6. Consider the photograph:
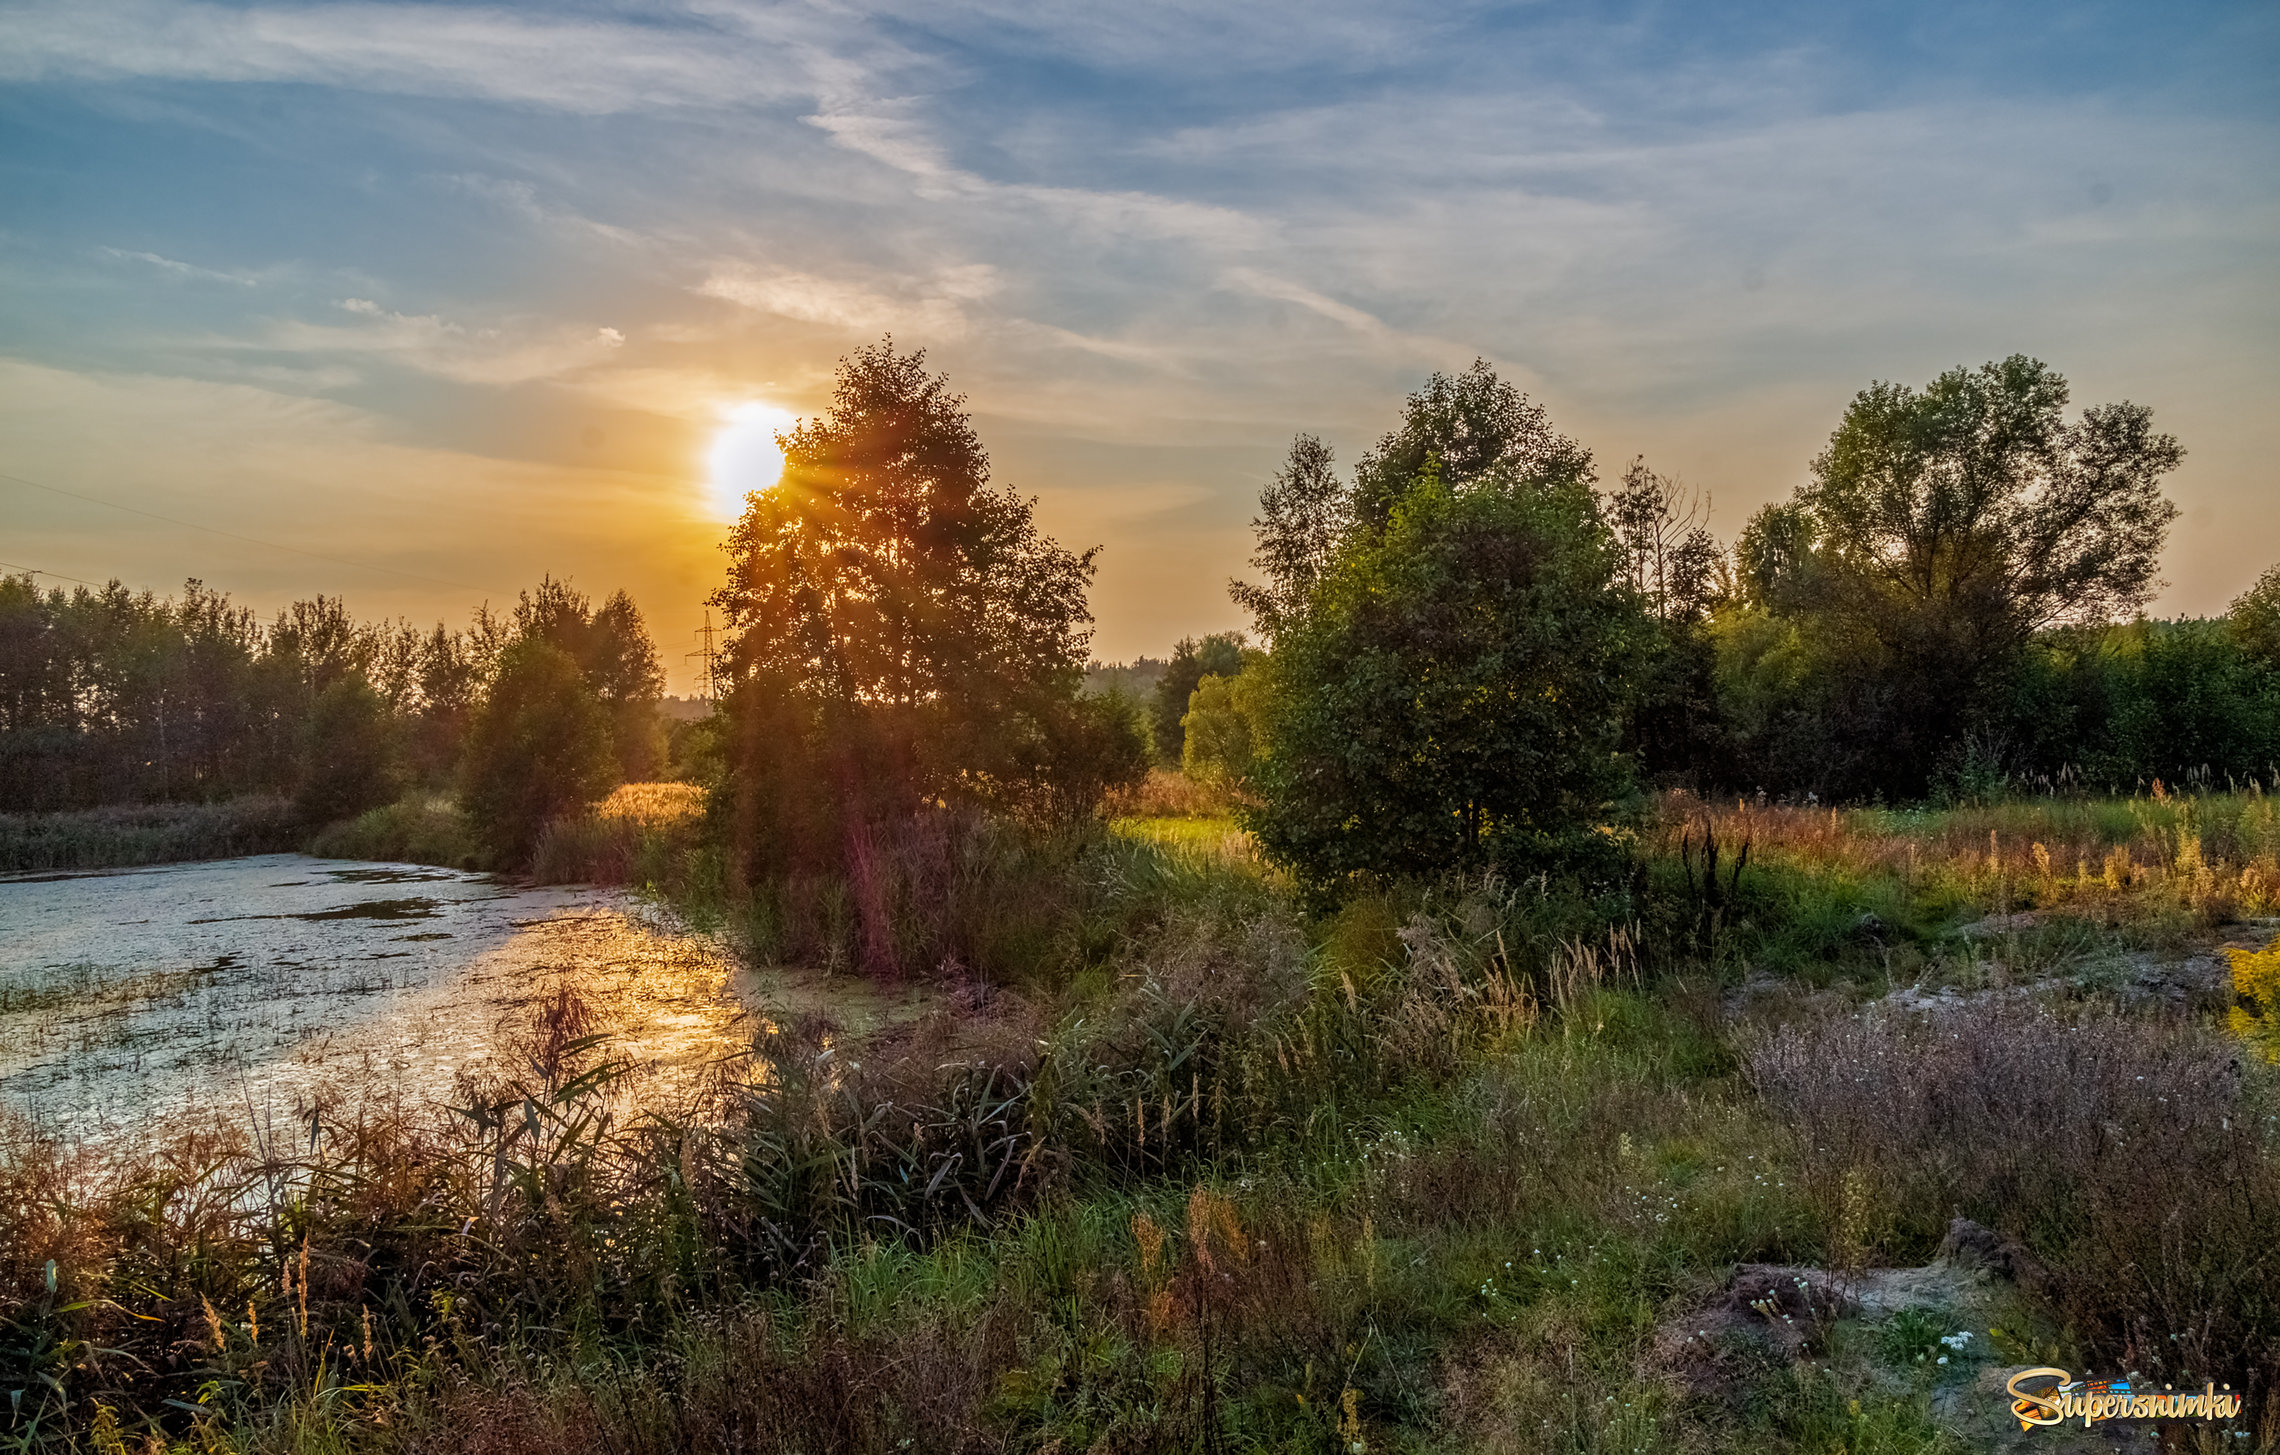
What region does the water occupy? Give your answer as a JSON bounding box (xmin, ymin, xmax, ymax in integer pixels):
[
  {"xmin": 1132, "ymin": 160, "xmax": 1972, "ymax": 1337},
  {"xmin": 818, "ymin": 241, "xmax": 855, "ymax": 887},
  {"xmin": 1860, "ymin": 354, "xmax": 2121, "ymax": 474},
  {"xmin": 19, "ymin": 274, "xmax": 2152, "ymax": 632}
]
[{"xmin": 0, "ymin": 854, "xmax": 781, "ymax": 1145}]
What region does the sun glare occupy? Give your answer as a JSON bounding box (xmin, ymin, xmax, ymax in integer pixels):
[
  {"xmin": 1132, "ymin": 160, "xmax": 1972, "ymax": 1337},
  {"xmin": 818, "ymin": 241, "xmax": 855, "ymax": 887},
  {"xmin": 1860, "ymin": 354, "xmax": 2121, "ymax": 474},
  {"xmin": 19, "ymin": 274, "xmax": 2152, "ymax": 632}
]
[{"xmin": 705, "ymin": 401, "xmax": 798, "ymax": 519}]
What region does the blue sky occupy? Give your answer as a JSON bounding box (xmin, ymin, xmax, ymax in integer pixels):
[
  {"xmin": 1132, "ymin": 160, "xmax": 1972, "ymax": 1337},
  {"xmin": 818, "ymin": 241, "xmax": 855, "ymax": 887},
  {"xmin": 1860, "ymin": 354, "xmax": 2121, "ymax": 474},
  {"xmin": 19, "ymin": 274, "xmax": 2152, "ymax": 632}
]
[{"xmin": 2, "ymin": 0, "xmax": 2275, "ymax": 683}]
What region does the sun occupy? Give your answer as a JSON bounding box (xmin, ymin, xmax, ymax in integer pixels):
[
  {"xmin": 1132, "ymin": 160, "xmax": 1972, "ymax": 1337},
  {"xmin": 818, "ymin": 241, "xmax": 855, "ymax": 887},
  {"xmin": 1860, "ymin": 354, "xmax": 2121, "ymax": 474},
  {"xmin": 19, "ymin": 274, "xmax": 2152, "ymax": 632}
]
[{"xmin": 705, "ymin": 401, "xmax": 799, "ymax": 519}]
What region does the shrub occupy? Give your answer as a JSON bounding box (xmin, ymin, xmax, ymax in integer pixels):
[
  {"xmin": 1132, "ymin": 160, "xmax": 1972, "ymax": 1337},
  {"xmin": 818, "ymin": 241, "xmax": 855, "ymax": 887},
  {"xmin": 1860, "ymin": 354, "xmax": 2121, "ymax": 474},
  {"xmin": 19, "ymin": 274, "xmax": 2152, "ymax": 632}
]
[
  {"xmin": 1246, "ymin": 459, "xmax": 1645, "ymax": 896},
  {"xmin": 307, "ymin": 792, "xmax": 480, "ymax": 868}
]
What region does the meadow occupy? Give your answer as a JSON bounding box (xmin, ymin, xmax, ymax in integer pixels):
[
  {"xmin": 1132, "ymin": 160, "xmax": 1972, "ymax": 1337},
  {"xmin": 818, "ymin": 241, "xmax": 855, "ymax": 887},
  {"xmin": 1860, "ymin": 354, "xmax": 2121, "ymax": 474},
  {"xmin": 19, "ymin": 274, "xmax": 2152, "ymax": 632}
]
[{"xmin": 8, "ymin": 781, "xmax": 2279, "ymax": 1454}]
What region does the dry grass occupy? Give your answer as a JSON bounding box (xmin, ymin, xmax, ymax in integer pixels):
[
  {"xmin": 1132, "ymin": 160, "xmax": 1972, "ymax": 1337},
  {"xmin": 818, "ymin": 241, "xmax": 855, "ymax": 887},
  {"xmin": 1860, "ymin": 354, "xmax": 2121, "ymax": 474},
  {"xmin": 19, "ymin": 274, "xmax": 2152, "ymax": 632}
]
[
  {"xmin": 13, "ymin": 795, "xmax": 2280, "ymax": 1452},
  {"xmin": 1658, "ymin": 787, "xmax": 2280, "ymax": 932},
  {"xmin": 1102, "ymin": 767, "xmax": 1240, "ymax": 820},
  {"xmin": 596, "ymin": 781, "xmax": 706, "ymax": 826},
  {"xmin": 1746, "ymin": 999, "xmax": 2280, "ymax": 1395}
]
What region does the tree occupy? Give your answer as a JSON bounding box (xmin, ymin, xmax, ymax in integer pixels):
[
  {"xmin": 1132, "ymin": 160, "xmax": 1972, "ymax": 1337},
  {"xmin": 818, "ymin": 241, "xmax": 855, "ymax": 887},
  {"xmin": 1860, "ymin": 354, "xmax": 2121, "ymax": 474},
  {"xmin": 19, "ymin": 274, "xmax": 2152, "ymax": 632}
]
[
  {"xmin": 510, "ymin": 577, "xmax": 666, "ymax": 781},
  {"xmin": 458, "ymin": 639, "xmax": 616, "ymax": 864},
  {"xmin": 1150, "ymin": 633, "xmax": 1245, "ymax": 767},
  {"xmin": 710, "ymin": 339, "xmax": 1124, "ymax": 891},
  {"xmin": 1605, "ymin": 459, "xmax": 1726, "ymax": 785},
  {"xmin": 1245, "ymin": 455, "xmax": 1643, "ymax": 895},
  {"xmin": 1729, "ymin": 355, "xmax": 2184, "ymax": 796},
  {"xmin": 1180, "ymin": 663, "xmax": 1265, "ymax": 787},
  {"xmin": 1349, "ymin": 359, "xmax": 1594, "ymax": 532},
  {"xmin": 295, "ymin": 676, "xmax": 402, "ymax": 826},
  {"xmin": 1606, "ymin": 458, "xmax": 1721, "ymax": 623},
  {"xmin": 2233, "ymin": 563, "xmax": 2280, "ymax": 668},
  {"xmin": 1230, "ymin": 434, "xmax": 1346, "ymax": 642}
]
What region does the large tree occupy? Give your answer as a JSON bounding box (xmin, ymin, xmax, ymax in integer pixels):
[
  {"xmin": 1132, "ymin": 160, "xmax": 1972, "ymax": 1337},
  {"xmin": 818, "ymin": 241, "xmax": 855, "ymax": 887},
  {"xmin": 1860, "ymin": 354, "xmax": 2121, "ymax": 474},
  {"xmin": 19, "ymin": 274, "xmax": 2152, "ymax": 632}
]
[
  {"xmin": 1243, "ymin": 376, "xmax": 1645, "ymax": 895},
  {"xmin": 710, "ymin": 340, "xmax": 1134, "ymax": 898},
  {"xmin": 456, "ymin": 639, "xmax": 616, "ymax": 864},
  {"xmin": 1728, "ymin": 355, "xmax": 2183, "ymax": 794}
]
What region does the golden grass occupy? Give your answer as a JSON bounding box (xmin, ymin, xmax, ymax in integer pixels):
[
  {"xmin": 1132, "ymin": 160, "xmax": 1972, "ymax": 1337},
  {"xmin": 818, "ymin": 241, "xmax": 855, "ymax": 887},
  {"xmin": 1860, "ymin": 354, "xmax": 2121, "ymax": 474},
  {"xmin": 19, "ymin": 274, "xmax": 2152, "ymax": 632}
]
[
  {"xmin": 596, "ymin": 781, "xmax": 706, "ymax": 826},
  {"xmin": 1657, "ymin": 787, "xmax": 2280, "ymax": 922},
  {"xmin": 1102, "ymin": 768, "xmax": 1242, "ymax": 819}
]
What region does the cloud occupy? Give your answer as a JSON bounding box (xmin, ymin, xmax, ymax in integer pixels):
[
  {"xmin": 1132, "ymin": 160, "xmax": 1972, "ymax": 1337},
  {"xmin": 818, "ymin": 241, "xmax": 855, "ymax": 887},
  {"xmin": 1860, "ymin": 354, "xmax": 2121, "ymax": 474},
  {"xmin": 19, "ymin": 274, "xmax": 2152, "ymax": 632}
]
[
  {"xmin": 0, "ymin": 0, "xmax": 866, "ymax": 113},
  {"xmin": 99, "ymin": 247, "xmax": 263, "ymax": 286},
  {"xmin": 697, "ymin": 261, "xmax": 1000, "ymax": 337},
  {"xmin": 5, "ymin": 0, "xmax": 2275, "ymax": 645},
  {"xmin": 233, "ymin": 299, "xmax": 629, "ymax": 385}
]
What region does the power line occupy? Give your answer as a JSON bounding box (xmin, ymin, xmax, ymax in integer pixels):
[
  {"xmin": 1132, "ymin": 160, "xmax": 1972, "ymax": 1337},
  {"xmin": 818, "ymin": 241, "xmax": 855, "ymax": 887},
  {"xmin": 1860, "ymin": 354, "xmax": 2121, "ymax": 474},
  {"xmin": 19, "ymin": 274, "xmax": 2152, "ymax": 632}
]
[
  {"xmin": 0, "ymin": 468, "xmax": 498, "ymax": 596},
  {"xmin": 0, "ymin": 559, "xmax": 108, "ymax": 589}
]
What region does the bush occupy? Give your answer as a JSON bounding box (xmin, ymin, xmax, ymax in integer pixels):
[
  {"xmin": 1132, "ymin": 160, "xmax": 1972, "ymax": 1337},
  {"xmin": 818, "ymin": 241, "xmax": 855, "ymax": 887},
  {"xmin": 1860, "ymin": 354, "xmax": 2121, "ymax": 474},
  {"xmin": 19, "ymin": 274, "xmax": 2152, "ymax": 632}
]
[
  {"xmin": 1180, "ymin": 667, "xmax": 1264, "ymax": 786},
  {"xmin": 307, "ymin": 793, "xmax": 480, "ymax": 868},
  {"xmin": 294, "ymin": 675, "xmax": 403, "ymax": 826}
]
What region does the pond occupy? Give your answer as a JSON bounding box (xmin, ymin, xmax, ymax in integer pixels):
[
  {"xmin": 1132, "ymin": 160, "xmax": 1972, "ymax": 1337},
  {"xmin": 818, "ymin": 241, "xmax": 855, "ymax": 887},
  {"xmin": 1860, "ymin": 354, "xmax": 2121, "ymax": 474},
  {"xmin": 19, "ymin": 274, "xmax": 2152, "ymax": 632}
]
[{"xmin": 0, "ymin": 855, "xmax": 856, "ymax": 1147}]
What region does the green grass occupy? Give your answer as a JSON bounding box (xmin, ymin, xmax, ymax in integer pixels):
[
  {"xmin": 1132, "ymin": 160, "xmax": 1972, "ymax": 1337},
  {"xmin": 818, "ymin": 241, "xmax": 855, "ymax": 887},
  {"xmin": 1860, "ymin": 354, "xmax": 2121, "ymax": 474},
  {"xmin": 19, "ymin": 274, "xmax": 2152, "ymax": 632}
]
[{"xmin": 8, "ymin": 790, "xmax": 2279, "ymax": 1453}]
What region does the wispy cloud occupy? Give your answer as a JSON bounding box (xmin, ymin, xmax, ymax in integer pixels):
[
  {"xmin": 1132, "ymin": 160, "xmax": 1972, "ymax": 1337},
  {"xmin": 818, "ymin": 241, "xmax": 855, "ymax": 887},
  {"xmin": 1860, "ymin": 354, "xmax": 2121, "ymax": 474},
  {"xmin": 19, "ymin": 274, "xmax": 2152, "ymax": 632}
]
[
  {"xmin": 231, "ymin": 298, "xmax": 629, "ymax": 386},
  {"xmin": 0, "ymin": 0, "xmax": 870, "ymax": 112},
  {"xmin": 99, "ymin": 247, "xmax": 264, "ymax": 286},
  {"xmin": 698, "ymin": 262, "xmax": 999, "ymax": 337}
]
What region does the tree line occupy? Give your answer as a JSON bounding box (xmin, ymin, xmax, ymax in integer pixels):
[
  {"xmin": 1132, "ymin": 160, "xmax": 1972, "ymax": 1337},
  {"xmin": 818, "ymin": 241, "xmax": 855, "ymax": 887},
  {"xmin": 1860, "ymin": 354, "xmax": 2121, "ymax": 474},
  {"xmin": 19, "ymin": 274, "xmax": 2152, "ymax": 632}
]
[
  {"xmin": 0, "ymin": 573, "xmax": 669, "ymax": 857},
  {"xmin": 697, "ymin": 341, "xmax": 2278, "ymax": 913},
  {"xmin": 11, "ymin": 341, "xmax": 2269, "ymax": 909}
]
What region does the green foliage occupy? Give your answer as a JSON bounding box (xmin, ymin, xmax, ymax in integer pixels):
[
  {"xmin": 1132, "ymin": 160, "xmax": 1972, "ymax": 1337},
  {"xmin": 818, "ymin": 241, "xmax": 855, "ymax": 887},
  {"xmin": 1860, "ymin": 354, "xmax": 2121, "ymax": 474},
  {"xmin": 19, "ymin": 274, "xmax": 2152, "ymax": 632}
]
[
  {"xmin": 1987, "ymin": 618, "xmax": 2280, "ymax": 792},
  {"xmin": 1246, "ymin": 461, "xmax": 1645, "ymax": 894},
  {"xmin": 15, "ymin": 800, "xmax": 2280, "ymax": 1452},
  {"xmin": 2233, "ymin": 561, "xmax": 2280, "ymax": 668},
  {"xmin": 293, "ymin": 675, "xmax": 403, "ymax": 825},
  {"xmin": 514, "ymin": 576, "xmax": 669, "ymax": 781},
  {"xmin": 0, "ymin": 570, "xmax": 666, "ymax": 835},
  {"xmin": 307, "ymin": 792, "xmax": 479, "ymax": 868},
  {"xmin": 0, "ymin": 796, "xmax": 299, "ymax": 872},
  {"xmin": 1720, "ymin": 356, "xmax": 2184, "ymax": 797},
  {"xmin": 1348, "ymin": 356, "xmax": 1595, "ymax": 534},
  {"xmin": 1179, "ymin": 662, "xmax": 1264, "ymax": 786},
  {"xmin": 708, "ymin": 341, "xmax": 1140, "ymax": 969},
  {"xmin": 1230, "ymin": 432, "xmax": 1346, "ymax": 642},
  {"xmin": 457, "ymin": 638, "xmax": 617, "ymax": 864},
  {"xmin": 1151, "ymin": 631, "xmax": 1246, "ymax": 766}
]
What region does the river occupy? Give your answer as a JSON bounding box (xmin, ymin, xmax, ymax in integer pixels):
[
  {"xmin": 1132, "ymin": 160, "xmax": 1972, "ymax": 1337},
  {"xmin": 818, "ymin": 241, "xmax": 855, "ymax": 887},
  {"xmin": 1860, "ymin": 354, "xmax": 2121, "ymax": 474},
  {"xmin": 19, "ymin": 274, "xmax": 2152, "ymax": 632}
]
[{"xmin": 0, "ymin": 854, "xmax": 810, "ymax": 1146}]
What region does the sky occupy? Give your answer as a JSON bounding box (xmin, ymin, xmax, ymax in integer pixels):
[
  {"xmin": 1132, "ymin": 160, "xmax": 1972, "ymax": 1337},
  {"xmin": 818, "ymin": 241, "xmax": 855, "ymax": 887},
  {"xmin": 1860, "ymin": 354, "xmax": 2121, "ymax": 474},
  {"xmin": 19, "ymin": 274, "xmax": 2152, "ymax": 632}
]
[{"xmin": 2, "ymin": 0, "xmax": 2275, "ymax": 691}]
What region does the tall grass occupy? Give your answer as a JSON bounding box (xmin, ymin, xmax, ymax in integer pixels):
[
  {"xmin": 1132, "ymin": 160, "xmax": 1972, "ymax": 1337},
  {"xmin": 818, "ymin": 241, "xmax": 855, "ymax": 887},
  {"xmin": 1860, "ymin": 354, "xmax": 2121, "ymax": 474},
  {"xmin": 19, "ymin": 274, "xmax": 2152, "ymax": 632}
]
[
  {"xmin": 1747, "ymin": 1000, "xmax": 2280, "ymax": 1395},
  {"xmin": 8, "ymin": 795, "xmax": 2278, "ymax": 1451},
  {"xmin": 0, "ymin": 795, "xmax": 301, "ymax": 872}
]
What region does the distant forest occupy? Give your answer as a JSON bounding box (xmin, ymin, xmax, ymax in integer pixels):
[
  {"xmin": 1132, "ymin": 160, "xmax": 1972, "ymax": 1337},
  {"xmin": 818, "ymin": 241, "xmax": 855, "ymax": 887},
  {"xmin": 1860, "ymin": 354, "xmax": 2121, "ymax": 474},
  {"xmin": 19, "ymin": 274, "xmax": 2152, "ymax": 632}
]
[{"xmin": 0, "ymin": 575, "xmax": 671, "ymax": 833}]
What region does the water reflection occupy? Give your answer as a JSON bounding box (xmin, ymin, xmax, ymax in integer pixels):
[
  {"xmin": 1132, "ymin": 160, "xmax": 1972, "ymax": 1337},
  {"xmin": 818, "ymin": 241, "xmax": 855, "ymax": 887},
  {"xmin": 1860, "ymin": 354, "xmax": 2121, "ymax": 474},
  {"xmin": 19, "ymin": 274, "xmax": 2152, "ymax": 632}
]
[{"xmin": 0, "ymin": 854, "xmax": 770, "ymax": 1145}]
